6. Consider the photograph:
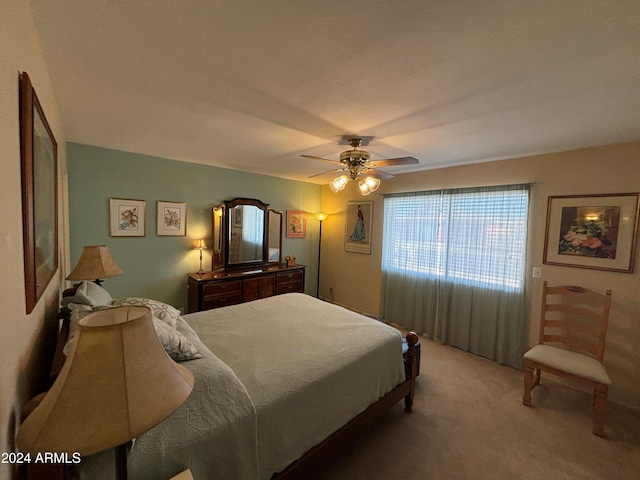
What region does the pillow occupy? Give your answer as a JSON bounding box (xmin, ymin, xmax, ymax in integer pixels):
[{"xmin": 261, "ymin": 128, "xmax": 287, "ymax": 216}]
[
  {"xmin": 111, "ymin": 297, "xmax": 180, "ymax": 328},
  {"xmin": 60, "ymin": 281, "xmax": 113, "ymax": 307},
  {"xmin": 63, "ymin": 304, "xmax": 200, "ymax": 362},
  {"xmin": 152, "ymin": 318, "xmax": 202, "ymax": 361}
]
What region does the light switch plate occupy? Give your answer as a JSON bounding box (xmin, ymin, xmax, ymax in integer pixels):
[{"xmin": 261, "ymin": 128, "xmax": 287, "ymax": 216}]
[{"xmin": 532, "ymin": 267, "xmax": 542, "ymax": 278}]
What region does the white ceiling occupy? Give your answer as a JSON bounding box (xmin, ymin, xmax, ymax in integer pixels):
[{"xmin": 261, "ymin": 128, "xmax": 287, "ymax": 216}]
[{"xmin": 30, "ymin": 0, "xmax": 640, "ymax": 184}]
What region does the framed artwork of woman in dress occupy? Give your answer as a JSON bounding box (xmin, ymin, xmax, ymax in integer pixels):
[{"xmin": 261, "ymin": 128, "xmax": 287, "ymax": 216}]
[{"xmin": 345, "ymin": 201, "xmax": 373, "ymax": 254}]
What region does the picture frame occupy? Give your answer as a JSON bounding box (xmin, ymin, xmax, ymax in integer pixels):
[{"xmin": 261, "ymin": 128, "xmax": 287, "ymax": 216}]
[
  {"xmin": 345, "ymin": 201, "xmax": 373, "ymax": 254},
  {"xmin": 20, "ymin": 72, "xmax": 58, "ymax": 314},
  {"xmin": 543, "ymin": 193, "xmax": 640, "ymax": 273},
  {"xmin": 110, "ymin": 198, "xmax": 146, "ymax": 237},
  {"xmin": 286, "ymin": 210, "xmax": 306, "ymax": 238},
  {"xmin": 157, "ymin": 201, "xmax": 187, "ymax": 236}
]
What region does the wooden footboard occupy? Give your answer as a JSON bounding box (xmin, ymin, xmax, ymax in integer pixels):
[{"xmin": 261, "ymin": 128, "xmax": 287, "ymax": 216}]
[{"xmin": 273, "ymin": 331, "xmax": 419, "ymax": 479}]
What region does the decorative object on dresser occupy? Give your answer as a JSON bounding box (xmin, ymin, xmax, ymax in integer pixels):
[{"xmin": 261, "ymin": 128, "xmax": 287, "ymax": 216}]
[
  {"xmin": 17, "ymin": 306, "xmax": 194, "ymax": 480},
  {"xmin": 19, "ymin": 71, "xmax": 58, "ymax": 314},
  {"xmin": 157, "ymin": 200, "xmax": 187, "ymax": 236},
  {"xmin": 66, "ymin": 245, "xmax": 123, "ymax": 285},
  {"xmin": 187, "ymin": 264, "xmax": 305, "ymax": 312},
  {"xmin": 194, "ymin": 239, "xmax": 207, "ymax": 275}
]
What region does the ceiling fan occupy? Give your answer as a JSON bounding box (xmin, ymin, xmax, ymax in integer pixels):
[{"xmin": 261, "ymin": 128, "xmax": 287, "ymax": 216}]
[{"xmin": 301, "ymin": 138, "xmax": 419, "ymax": 195}]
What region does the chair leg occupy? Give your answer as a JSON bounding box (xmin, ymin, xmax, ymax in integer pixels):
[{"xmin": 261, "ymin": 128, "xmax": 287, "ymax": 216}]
[
  {"xmin": 593, "ymin": 384, "xmax": 608, "ymax": 437},
  {"xmin": 523, "ymin": 361, "xmax": 534, "ymax": 406}
]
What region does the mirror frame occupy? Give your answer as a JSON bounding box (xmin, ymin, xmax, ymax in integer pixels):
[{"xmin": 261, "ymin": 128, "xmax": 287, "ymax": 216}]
[
  {"xmin": 267, "ymin": 209, "xmax": 283, "ymax": 264},
  {"xmin": 211, "ymin": 205, "xmax": 225, "ymax": 270},
  {"xmin": 215, "ymin": 198, "xmax": 270, "ymax": 270}
]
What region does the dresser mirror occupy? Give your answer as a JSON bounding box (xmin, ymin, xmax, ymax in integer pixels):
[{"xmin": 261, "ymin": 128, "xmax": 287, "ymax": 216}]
[
  {"xmin": 212, "ymin": 198, "xmax": 280, "ymax": 270},
  {"xmin": 267, "ymin": 209, "xmax": 283, "ymax": 264}
]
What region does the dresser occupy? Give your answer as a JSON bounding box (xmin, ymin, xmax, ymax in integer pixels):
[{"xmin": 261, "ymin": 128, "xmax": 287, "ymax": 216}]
[{"xmin": 187, "ymin": 264, "xmax": 305, "ymax": 313}]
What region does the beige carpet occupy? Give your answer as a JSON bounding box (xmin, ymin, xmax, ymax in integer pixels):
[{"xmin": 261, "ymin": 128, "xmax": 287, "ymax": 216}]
[{"xmin": 307, "ymin": 336, "xmax": 640, "ymax": 480}]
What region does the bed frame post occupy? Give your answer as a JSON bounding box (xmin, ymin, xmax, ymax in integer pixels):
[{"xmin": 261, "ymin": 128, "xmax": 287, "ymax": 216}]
[{"xmin": 403, "ymin": 331, "xmax": 419, "ymax": 413}]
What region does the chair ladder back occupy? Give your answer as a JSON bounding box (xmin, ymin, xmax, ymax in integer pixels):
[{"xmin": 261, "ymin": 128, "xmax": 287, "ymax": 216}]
[{"xmin": 539, "ymin": 282, "xmax": 612, "ymax": 361}]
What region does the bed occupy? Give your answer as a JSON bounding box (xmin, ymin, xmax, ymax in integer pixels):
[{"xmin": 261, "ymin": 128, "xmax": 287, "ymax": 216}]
[{"xmin": 47, "ymin": 289, "xmax": 419, "ymax": 479}]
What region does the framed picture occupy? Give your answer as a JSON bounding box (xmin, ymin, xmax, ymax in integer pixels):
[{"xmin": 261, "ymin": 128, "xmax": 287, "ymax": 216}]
[
  {"xmin": 110, "ymin": 198, "xmax": 146, "ymax": 237},
  {"xmin": 286, "ymin": 210, "xmax": 306, "ymax": 238},
  {"xmin": 157, "ymin": 201, "xmax": 187, "ymax": 236},
  {"xmin": 345, "ymin": 201, "xmax": 373, "ymax": 254},
  {"xmin": 20, "ymin": 72, "xmax": 58, "ymax": 313},
  {"xmin": 543, "ymin": 193, "xmax": 640, "ymax": 273}
]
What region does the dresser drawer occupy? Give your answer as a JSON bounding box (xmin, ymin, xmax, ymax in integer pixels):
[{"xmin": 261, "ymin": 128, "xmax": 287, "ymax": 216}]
[
  {"xmin": 202, "ymin": 280, "xmax": 242, "ymax": 297},
  {"xmin": 276, "ymin": 281, "xmax": 303, "ymax": 295},
  {"xmin": 203, "ymin": 294, "xmax": 242, "ymax": 310},
  {"xmin": 277, "ymin": 270, "xmax": 304, "ymax": 285}
]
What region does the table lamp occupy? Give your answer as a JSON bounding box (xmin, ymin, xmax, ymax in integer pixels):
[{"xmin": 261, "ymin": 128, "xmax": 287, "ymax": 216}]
[
  {"xmin": 194, "ymin": 239, "xmax": 207, "ymax": 275},
  {"xmin": 16, "ymin": 306, "xmax": 194, "ymax": 480},
  {"xmin": 66, "ymin": 245, "xmax": 124, "ymax": 285}
]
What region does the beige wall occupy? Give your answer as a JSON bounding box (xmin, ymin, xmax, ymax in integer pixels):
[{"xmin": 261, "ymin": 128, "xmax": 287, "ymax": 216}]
[
  {"xmin": 319, "ymin": 143, "xmax": 640, "ymax": 409},
  {"xmin": 0, "ymin": 1, "xmax": 67, "ymax": 478}
]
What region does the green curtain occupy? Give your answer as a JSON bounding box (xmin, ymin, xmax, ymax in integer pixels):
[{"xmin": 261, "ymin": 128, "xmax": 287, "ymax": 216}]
[{"xmin": 380, "ymin": 184, "xmax": 530, "ymax": 368}]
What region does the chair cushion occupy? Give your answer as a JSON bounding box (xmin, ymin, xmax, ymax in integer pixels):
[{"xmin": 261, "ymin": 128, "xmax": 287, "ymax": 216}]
[{"xmin": 524, "ymin": 344, "xmax": 611, "ymax": 385}]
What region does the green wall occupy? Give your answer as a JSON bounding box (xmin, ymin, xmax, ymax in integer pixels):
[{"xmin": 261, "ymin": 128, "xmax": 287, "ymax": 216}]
[{"xmin": 67, "ymin": 143, "xmax": 322, "ymax": 311}]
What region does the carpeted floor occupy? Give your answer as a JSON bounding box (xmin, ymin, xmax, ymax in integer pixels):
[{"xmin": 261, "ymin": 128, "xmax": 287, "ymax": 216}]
[{"xmin": 307, "ymin": 336, "xmax": 640, "ymax": 480}]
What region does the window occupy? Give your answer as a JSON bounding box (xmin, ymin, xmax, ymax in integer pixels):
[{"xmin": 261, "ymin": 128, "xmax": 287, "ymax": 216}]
[{"xmin": 382, "ymin": 184, "xmax": 529, "ymax": 291}]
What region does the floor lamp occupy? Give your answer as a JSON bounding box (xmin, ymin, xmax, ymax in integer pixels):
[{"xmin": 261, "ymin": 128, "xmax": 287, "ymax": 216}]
[{"xmin": 313, "ymin": 213, "xmax": 329, "ymax": 297}]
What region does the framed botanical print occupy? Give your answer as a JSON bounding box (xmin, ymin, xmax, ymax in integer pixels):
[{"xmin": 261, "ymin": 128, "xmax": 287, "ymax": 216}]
[
  {"xmin": 110, "ymin": 198, "xmax": 146, "ymax": 237},
  {"xmin": 20, "ymin": 72, "xmax": 58, "ymax": 313},
  {"xmin": 345, "ymin": 201, "xmax": 373, "ymax": 254},
  {"xmin": 543, "ymin": 193, "xmax": 640, "ymax": 273},
  {"xmin": 286, "ymin": 210, "xmax": 306, "ymax": 238},
  {"xmin": 157, "ymin": 201, "xmax": 187, "ymax": 236}
]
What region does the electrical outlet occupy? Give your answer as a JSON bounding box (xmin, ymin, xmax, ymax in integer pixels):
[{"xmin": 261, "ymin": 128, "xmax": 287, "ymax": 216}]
[{"xmin": 532, "ymin": 267, "xmax": 542, "ymax": 279}]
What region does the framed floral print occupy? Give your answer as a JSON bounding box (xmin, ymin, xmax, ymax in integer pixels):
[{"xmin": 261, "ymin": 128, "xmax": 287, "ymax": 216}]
[
  {"xmin": 110, "ymin": 198, "xmax": 146, "ymax": 237},
  {"xmin": 20, "ymin": 72, "xmax": 58, "ymax": 313},
  {"xmin": 543, "ymin": 193, "xmax": 639, "ymax": 273},
  {"xmin": 157, "ymin": 201, "xmax": 187, "ymax": 236},
  {"xmin": 345, "ymin": 201, "xmax": 373, "ymax": 254},
  {"xmin": 286, "ymin": 210, "xmax": 306, "ymax": 238}
]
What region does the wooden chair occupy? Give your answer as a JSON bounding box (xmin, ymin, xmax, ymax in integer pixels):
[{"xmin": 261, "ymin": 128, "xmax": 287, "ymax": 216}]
[{"xmin": 522, "ymin": 282, "xmax": 612, "ymax": 436}]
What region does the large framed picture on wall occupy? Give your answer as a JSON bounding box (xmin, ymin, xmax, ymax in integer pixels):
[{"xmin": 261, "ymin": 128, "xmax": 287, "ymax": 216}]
[
  {"xmin": 20, "ymin": 72, "xmax": 58, "ymax": 314},
  {"xmin": 543, "ymin": 193, "xmax": 640, "ymax": 273},
  {"xmin": 345, "ymin": 201, "xmax": 373, "ymax": 254}
]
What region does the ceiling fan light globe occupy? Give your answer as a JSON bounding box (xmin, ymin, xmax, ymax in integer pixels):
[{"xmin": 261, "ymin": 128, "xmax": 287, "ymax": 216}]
[
  {"xmin": 358, "ymin": 179, "xmax": 372, "ymax": 196},
  {"xmin": 330, "ymin": 175, "xmax": 349, "ymax": 193},
  {"xmin": 364, "ymin": 177, "xmax": 380, "ymax": 191}
]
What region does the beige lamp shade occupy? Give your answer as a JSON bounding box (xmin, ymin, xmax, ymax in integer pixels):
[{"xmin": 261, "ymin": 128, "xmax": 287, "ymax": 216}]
[
  {"xmin": 66, "ymin": 245, "xmax": 124, "ymax": 282},
  {"xmin": 194, "ymin": 239, "xmax": 207, "ymax": 250},
  {"xmin": 313, "ymin": 212, "xmax": 329, "ymax": 222},
  {"xmin": 16, "ymin": 306, "xmax": 194, "ymax": 456}
]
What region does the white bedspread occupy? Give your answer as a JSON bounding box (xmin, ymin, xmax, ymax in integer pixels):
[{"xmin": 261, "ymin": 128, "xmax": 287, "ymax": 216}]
[
  {"xmin": 185, "ymin": 293, "xmax": 406, "ymax": 479},
  {"xmin": 79, "ymin": 321, "xmax": 259, "ymax": 480}
]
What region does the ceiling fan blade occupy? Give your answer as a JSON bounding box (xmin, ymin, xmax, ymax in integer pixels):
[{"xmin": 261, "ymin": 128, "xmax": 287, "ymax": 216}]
[
  {"xmin": 370, "ymin": 156, "xmax": 419, "ymax": 167},
  {"xmin": 308, "ymin": 167, "xmax": 346, "ymax": 179},
  {"xmin": 301, "ymin": 154, "xmax": 341, "ymax": 164}
]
